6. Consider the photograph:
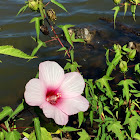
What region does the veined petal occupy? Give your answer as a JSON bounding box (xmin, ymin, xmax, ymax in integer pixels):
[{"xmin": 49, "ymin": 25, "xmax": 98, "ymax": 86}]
[
  {"xmin": 56, "ymin": 95, "xmax": 89, "ymax": 115},
  {"xmin": 24, "ymin": 78, "xmax": 46, "ymax": 106},
  {"xmin": 40, "ymin": 102, "xmax": 68, "ymax": 125},
  {"xmin": 39, "ymin": 61, "xmax": 64, "ymax": 89},
  {"xmin": 59, "ymin": 72, "xmax": 85, "ymax": 98}
]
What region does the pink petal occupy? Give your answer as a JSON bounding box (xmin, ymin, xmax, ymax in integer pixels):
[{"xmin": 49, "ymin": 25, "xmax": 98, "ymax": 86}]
[
  {"xmin": 40, "ymin": 102, "xmax": 68, "ymax": 125},
  {"xmin": 24, "ymin": 79, "xmax": 46, "ymax": 106},
  {"xmin": 59, "ymin": 72, "xmax": 85, "ymax": 98},
  {"xmin": 56, "ymin": 95, "xmax": 89, "ymax": 115},
  {"xmin": 39, "ymin": 61, "xmax": 64, "ymax": 89}
]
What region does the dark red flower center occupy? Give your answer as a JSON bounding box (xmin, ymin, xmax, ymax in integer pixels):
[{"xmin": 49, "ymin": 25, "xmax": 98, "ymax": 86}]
[{"xmin": 46, "ymin": 89, "xmax": 61, "ymax": 105}]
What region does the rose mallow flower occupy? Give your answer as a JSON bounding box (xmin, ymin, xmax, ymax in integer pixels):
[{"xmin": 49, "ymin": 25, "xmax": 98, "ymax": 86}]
[{"xmin": 24, "ymin": 61, "xmax": 89, "ymax": 125}]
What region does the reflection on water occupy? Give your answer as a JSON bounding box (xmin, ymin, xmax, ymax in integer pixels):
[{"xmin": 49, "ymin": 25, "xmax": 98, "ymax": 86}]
[{"xmin": 0, "ymin": 0, "xmax": 140, "ymax": 108}]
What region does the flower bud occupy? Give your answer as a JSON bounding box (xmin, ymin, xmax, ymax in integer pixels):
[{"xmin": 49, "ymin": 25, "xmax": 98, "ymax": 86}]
[
  {"xmin": 114, "ymin": 44, "xmax": 121, "ymax": 51},
  {"xmin": 128, "ymin": 49, "xmax": 136, "ymax": 59},
  {"xmin": 113, "ymin": 0, "xmax": 121, "ymax": 5},
  {"xmin": 119, "ymin": 61, "xmax": 128, "ymax": 72},
  {"xmin": 28, "ymin": 1, "xmax": 39, "ymax": 11}
]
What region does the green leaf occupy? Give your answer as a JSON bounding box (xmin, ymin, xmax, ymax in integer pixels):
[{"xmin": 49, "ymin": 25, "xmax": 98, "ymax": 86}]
[
  {"xmin": 0, "ymin": 45, "xmax": 36, "ymax": 59},
  {"xmin": 57, "ymin": 47, "xmax": 67, "ymax": 52},
  {"xmin": 106, "ymin": 53, "xmax": 122, "ymax": 76},
  {"xmin": 112, "ymin": 6, "xmax": 120, "ymax": 28},
  {"xmin": 78, "ymin": 111, "xmax": 84, "ymax": 128},
  {"xmin": 38, "ymin": 1, "xmax": 45, "ymax": 20},
  {"xmin": 51, "ymin": 0, "xmax": 68, "ymax": 12},
  {"xmin": 22, "ymin": 132, "xmax": 30, "ymax": 139},
  {"xmin": 134, "ymin": 93, "xmax": 140, "ymax": 97},
  {"xmin": 29, "ymin": 127, "xmax": 52, "ymax": 140},
  {"xmin": 31, "ymin": 39, "xmax": 47, "ymax": 56},
  {"xmin": 107, "ymin": 121, "xmax": 124, "ymax": 140},
  {"xmin": 5, "ymin": 131, "xmax": 21, "ymax": 140},
  {"xmin": 97, "ymin": 126, "xmax": 101, "ymax": 138},
  {"xmin": 71, "ymin": 33, "xmax": 85, "ymax": 43},
  {"xmin": 134, "ymin": 133, "xmax": 140, "ymax": 140},
  {"xmin": 135, "ymin": 63, "xmax": 140, "ymax": 74},
  {"xmin": 105, "ymin": 49, "xmax": 110, "ymax": 66},
  {"xmin": 126, "ymin": 116, "xmax": 139, "ymax": 138},
  {"xmin": 118, "ymin": 79, "xmax": 137, "ymax": 103},
  {"xmin": 0, "ymin": 131, "xmax": 4, "ymax": 140},
  {"xmin": 58, "ymin": 24, "xmax": 75, "ymax": 47},
  {"xmin": 41, "ymin": 127, "xmax": 52, "ymax": 140},
  {"xmin": 61, "ymin": 126, "xmax": 80, "ymax": 132},
  {"xmin": 17, "ymin": 4, "xmax": 28, "ymax": 16},
  {"xmin": 33, "ymin": 117, "xmax": 41, "ymax": 140},
  {"xmin": 122, "ymin": 44, "xmax": 131, "ymax": 52},
  {"xmin": 104, "ymin": 106, "xmax": 114, "ymax": 118},
  {"xmin": 124, "ymin": 2, "xmax": 129, "ymax": 16},
  {"xmin": 8, "ymin": 100, "xmax": 24, "ymax": 121},
  {"xmin": 96, "ymin": 75, "xmax": 115, "ymax": 99},
  {"xmin": 78, "ymin": 129, "xmax": 91, "ymax": 140},
  {"xmin": 0, "ymin": 106, "xmax": 13, "ymax": 121},
  {"xmin": 131, "ymin": 5, "xmax": 136, "ymax": 21},
  {"xmin": 123, "ymin": 110, "xmax": 131, "ymax": 125},
  {"xmin": 70, "ymin": 49, "xmax": 74, "ymax": 63},
  {"xmin": 89, "ymin": 110, "xmax": 93, "ymax": 127},
  {"xmin": 30, "ymin": 17, "xmax": 43, "ymax": 40}
]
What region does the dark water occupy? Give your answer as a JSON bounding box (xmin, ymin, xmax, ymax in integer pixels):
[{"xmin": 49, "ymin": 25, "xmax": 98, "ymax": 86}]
[{"xmin": 0, "ymin": 0, "xmax": 140, "ymax": 108}]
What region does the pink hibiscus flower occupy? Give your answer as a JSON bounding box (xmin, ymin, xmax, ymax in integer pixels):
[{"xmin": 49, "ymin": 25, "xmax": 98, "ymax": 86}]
[{"xmin": 24, "ymin": 61, "xmax": 89, "ymax": 125}]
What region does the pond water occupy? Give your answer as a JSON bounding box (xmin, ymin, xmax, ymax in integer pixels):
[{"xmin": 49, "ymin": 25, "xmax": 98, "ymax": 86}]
[{"xmin": 0, "ymin": 0, "xmax": 140, "ymax": 108}]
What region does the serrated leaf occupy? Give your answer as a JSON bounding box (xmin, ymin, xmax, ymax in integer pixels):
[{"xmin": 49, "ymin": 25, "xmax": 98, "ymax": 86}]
[
  {"xmin": 0, "ymin": 45, "xmax": 36, "ymax": 59},
  {"xmin": 97, "ymin": 76, "xmax": 115, "ymax": 99},
  {"xmin": 112, "ymin": 6, "xmax": 120, "ymax": 28},
  {"xmin": 118, "ymin": 79, "xmax": 137, "ymax": 103},
  {"xmin": 0, "ymin": 106, "xmax": 13, "ymax": 121},
  {"xmin": 78, "ymin": 129, "xmax": 91, "ymax": 140},
  {"xmin": 51, "ymin": 0, "xmax": 67, "ymax": 12},
  {"xmin": 107, "ymin": 121, "xmax": 124, "ymax": 140},
  {"xmin": 78, "ymin": 111, "xmax": 84, "ymax": 128},
  {"xmin": 5, "ymin": 131, "xmax": 21, "ymax": 140},
  {"xmin": 128, "ymin": 116, "xmax": 138, "ymax": 138}
]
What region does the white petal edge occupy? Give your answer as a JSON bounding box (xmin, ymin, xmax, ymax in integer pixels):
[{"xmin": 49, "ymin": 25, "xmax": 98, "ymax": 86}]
[
  {"xmin": 56, "ymin": 95, "xmax": 89, "ymax": 115},
  {"xmin": 59, "ymin": 72, "xmax": 85, "ymax": 98},
  {"xmin": 24, "ymin": 78, "xmax": 46, "ymax": 106},
  {"xmin": 40, "ymin": 102, "xmax": 68, "ymax": 125},
  {"xmin": 39, "ymin": 61, "xmax": 65, "ymax": 89}
]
